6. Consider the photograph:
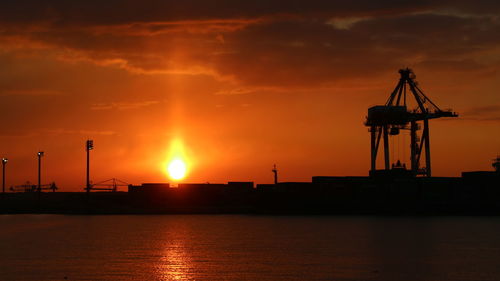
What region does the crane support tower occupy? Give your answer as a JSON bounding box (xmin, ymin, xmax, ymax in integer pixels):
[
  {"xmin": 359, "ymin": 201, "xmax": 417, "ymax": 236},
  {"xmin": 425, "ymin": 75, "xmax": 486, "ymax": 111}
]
[{"xmin": 365, "ymin": 68, "xmax": 458, "ymax": 177}]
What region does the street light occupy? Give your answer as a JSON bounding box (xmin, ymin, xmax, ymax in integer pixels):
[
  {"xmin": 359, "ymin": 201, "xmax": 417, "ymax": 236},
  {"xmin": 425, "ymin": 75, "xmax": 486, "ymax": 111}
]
[
  {"xmin": 37, "ymin": 151, "xmax": 44, "ymax": 193},
  {"xmin": 86, "ymin": 140, "xmax": 93, "ymax": 193},
  {"xmin": 2, "ymin": 158, "xmax": 7, "ymax": 194}
]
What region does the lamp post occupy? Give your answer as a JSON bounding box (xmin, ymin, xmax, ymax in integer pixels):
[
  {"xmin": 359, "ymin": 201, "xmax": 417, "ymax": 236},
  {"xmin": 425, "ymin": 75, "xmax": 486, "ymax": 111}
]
[
  {"xmin": 86, "ymin": 140, "xmax": 94, "ymax": 193},
  {"xmin": 272, "ymin": 164, "xmax": 278, "ymax": 185},
  {"xmin": 37, "ymin": 151, "xmax": 44, "ymax": 193},
  {"xmin": 2, "ymin": 158, "xmax": 7, "ymax": 193}
]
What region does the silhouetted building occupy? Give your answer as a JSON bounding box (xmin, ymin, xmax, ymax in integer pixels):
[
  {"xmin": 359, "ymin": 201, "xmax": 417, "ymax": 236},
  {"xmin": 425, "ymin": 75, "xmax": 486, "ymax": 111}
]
[
  {"xmin": 128, "ymin": 183, "xmax": 170, "ymax": 193},
  {"xmin": 228, "ymin": 181, "xmax": 254, "ymax": 191}
]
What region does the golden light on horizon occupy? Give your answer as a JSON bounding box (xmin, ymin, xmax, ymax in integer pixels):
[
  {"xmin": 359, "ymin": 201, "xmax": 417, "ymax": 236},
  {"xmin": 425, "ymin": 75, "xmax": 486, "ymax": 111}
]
[
  {"xmin": 164, "ymin": 138, "xmax": 191, "ymax": 182},
  {"xmin": 167, "ymin": 158, "xmax": 187, "ymax": 181}
]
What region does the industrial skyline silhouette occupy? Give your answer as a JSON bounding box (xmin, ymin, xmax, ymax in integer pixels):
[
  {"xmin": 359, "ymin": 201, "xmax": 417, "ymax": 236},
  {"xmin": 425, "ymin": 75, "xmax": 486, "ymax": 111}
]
[{"xmin": 1, "ymin": 69, "xmax": 498, "ymax": 215}]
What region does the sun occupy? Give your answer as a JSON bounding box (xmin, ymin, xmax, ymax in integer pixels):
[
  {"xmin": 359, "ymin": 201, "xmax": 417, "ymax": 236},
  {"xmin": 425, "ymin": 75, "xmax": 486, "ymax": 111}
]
[
  {"xmin": 167, "ymin": 158, "xmax": 187, "ymax": 181},
  {"xmin": 163, "ymin": 139, "xmax": 191, "ymax": 181}
]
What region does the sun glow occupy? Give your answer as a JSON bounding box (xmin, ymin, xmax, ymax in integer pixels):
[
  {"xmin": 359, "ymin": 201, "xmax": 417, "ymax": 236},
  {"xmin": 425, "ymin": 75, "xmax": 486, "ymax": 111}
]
[
  {"xmin": 168, "ymin": 158, "xmax": 187, "ymax": 180},
  {"xmin": 164, "ymin": 139, "xmax": 191, "ymax": 181}
]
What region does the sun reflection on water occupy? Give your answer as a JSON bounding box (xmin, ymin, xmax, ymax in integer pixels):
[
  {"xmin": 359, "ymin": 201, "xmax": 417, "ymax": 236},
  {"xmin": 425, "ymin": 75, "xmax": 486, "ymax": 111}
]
[{"xmin": 157, "ymin": 240, "xmax": 193, "ymax": 281}]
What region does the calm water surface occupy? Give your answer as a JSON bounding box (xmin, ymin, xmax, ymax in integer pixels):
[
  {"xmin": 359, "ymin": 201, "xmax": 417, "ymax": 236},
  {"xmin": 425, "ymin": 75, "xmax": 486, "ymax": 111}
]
[{"xmin": 1, "ymin": 215, "xmax": 500, "ymax": 281}]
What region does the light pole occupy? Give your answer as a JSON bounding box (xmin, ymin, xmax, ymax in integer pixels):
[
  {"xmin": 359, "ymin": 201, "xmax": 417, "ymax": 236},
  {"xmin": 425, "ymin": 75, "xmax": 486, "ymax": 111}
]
[
  {"xmin": 272, "ymin": 164, "xmax": 278, "ymax": 185},
  {"xmin": 37, "ymin": 151, "xmax": 44, "ymax": 193},
  {"xmin": 86, "ymin": 140, "xmax": 94, "ymax": 193},
  {"xmin": 2, "ymin": 158, "xmax": 7, "ymax": 193}
]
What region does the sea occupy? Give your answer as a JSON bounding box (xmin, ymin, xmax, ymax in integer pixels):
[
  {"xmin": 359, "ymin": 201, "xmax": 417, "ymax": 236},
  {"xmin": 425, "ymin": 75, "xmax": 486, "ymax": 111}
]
[{"xmin": 1, "ymin": 215, "xmax": 500, "ymax": 281}]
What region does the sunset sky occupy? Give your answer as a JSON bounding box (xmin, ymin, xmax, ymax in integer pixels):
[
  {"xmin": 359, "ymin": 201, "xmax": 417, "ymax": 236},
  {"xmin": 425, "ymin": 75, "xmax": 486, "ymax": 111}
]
[{"xmin": 0, "ymin": 1, "xmax": 499, "ymax": 191}]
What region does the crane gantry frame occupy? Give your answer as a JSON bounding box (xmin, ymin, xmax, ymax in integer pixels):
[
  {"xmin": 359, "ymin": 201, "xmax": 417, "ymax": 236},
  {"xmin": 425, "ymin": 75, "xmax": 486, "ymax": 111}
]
[{"xmin": 365, "ymin": 68, "xmax": 458, "ymax": 177}]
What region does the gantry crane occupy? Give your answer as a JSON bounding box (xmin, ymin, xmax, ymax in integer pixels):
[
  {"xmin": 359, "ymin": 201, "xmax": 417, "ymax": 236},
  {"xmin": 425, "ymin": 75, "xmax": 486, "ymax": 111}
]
[
  {"xmin": 365, "ymin": 68, "xmax": 458, "ymax": 177},
  {"xmin": 10, "ymin": 181, "xmax": 57, "ymax": 192},
  {"xmin": 85, "ymin": 178, "xmax": 129, "ymax": 192}
]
